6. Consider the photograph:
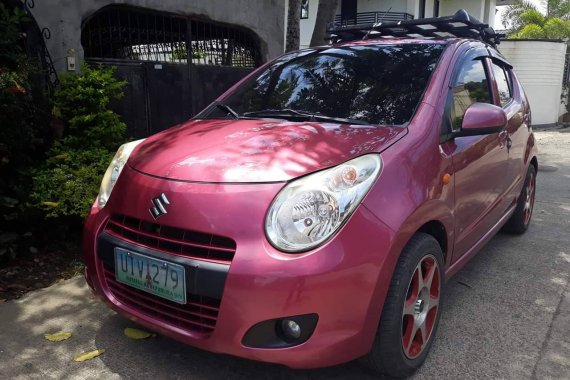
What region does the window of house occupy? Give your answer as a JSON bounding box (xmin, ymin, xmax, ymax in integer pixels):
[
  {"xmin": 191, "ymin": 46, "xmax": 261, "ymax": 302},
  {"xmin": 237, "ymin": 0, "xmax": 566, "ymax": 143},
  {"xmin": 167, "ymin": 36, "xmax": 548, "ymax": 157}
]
[
  {"xmin": 419, "ymin": 0, "xmax": 426, "ymax": 18},
  {"xmin": 450, "ymin": 58, "xmax": 492, "ymax": 131},
  {"xmin": 492, "ymin": 62, "xmax": 513, "ymax": 107}
]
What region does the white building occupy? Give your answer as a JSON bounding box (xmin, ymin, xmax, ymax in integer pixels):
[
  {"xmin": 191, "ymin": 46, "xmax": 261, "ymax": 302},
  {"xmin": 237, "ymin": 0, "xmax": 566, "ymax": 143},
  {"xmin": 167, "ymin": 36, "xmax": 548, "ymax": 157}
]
[{"xmin": 297, "ymin": 0, "xmax": 517, "ymax": 49}]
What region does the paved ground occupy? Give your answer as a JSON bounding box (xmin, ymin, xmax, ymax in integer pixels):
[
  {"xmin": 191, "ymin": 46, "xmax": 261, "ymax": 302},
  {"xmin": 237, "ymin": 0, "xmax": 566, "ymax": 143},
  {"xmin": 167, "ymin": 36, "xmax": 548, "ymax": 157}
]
[{"xmin": 0, "ymin": 128, "xmax": 569, "ymax": 380}]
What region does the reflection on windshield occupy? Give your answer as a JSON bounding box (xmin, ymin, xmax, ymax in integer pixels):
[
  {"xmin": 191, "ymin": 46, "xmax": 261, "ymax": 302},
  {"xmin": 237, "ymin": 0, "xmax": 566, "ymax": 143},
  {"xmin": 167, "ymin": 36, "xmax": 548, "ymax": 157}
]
[{"xmin": 207, "ymin": 44, "xmax": 445, "ymax": 125}]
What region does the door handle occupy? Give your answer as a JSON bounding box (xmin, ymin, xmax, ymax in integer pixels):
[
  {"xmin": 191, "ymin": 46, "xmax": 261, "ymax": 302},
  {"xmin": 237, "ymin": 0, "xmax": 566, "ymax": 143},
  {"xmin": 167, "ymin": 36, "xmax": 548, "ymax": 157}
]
[
  {"xmin": 498, "ymin": 130, "xmax": 512, "ymax": 150},
  {"xmin": 498, "ymin": 130, "xmax": 508, "ymax": 148}
]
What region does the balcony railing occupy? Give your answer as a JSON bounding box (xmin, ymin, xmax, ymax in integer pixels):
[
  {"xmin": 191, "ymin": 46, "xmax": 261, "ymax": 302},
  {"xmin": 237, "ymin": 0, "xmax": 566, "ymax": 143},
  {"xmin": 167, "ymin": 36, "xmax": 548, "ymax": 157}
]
[{"xmin": 333, "ymin": 11, "xmax": 414, "ymax": 27}]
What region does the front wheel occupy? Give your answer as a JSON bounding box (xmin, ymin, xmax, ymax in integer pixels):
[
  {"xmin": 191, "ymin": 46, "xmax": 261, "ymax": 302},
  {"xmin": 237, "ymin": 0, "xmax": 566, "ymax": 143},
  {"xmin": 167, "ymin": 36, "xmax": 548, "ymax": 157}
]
[
  {"xmin": 362, "ymin": 233, "xmax": 444, "ymax": 378},
  {"xmin": 503, "ymin": 164, "xmax": 536, "ymax": 234}
]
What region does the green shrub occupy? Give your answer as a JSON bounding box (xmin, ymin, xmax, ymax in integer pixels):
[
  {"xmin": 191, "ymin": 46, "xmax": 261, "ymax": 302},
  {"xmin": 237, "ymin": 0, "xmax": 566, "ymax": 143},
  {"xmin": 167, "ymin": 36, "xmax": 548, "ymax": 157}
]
[{"xmin": 32, "ymin": 64, "xmax": 127, "ymax": 219}]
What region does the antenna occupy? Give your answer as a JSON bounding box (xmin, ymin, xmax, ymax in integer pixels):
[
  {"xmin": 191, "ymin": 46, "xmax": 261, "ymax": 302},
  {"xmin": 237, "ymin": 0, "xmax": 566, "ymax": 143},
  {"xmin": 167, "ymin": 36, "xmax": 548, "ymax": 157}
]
[{"xmin": 363, "ymin": 7, "xmax": 392, "ymax": 40}]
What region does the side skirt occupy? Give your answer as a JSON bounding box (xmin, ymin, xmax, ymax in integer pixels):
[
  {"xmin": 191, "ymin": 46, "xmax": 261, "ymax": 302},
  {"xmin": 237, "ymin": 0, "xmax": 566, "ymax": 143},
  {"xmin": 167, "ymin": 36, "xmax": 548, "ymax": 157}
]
[{"xmin": 445, "ymin": 204, "xmax": 516, "ymax": 280}]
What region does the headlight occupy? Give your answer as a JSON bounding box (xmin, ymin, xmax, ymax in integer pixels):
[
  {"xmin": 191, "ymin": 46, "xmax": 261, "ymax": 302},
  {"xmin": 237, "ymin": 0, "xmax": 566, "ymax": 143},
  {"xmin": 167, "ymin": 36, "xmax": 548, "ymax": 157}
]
[
  {"xmin": 265, "ymin": 154, "xmax": 382, "ymax": 252},
  {"xmin": 97, "ymin": 139, "xmax": 145, "ymax": 209}
]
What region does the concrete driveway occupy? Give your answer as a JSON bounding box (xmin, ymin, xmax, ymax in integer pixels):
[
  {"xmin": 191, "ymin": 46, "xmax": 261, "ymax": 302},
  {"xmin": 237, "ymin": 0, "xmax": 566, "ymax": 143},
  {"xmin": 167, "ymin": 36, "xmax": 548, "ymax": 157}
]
[{"xmin": 1, "ymin": 129, "xmax": 569, "ymax": 380}]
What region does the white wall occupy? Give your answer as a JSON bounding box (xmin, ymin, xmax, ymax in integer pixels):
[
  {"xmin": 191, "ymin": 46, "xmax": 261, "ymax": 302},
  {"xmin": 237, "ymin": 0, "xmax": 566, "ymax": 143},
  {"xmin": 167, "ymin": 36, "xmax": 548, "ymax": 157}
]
[
  {"xmin": 407, "ymin": 0, "xmax": 419, "ymax": 17},
  {"xmin": 358, "ymin": 0, "xmax": 409, "ymax": 13},
  {"xmin": 440, "ymin": 0, "xmax": 484, "ymax": 18},
  {"xmin": 499, "ymin": 40, "xmax": 567, "ymax": 125},
  {"xmin": 425, "ymin": 0, "xmax": 436, "ymax": 17}
]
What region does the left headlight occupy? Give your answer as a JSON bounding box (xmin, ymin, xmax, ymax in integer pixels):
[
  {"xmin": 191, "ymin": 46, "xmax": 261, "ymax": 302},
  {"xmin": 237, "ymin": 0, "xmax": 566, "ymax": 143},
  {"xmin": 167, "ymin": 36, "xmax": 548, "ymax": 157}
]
[
  {"xmin": 265, "ymin": 154, "xmax": 382, "ymax": 252},
  {"xmin": 97, "ymin": 139, "xmax": 145, "ymax": 209}
]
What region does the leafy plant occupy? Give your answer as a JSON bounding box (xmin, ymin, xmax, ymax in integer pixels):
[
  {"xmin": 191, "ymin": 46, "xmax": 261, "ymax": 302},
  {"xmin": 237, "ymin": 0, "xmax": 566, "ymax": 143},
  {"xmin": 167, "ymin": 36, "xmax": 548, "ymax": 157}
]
[
  {"xmin": 171, "ymin": 45, "xmax": 205, "ymax": 61},
  {"xmin": 32, "ymin": 64, "xmax": 127, "ymax": 219},
  {"xmin": 502, "ymin": 0, "xmax": 570, "ymax": 39}
]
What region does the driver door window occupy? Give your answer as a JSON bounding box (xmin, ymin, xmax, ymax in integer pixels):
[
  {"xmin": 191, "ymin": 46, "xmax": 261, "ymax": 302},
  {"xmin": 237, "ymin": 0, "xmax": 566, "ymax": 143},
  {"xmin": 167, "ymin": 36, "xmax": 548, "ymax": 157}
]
[{"xmin": 450, "ymin": 58, "xmax": 492, "ymax": 131}]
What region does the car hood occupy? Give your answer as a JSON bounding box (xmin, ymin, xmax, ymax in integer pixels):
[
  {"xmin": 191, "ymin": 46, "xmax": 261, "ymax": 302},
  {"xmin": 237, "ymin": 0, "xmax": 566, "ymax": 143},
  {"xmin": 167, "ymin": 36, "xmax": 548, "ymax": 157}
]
[{"xmin": 128, "ymin": 119, "xmax": 407, "ymax": 183}]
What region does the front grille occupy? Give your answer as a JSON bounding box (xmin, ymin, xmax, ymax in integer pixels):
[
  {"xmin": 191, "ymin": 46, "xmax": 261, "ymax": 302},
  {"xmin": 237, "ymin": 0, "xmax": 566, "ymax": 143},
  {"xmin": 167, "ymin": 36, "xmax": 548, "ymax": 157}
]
[
  {"xmin": 103, "ymin": 264, "xmax": 220, "ymax": 334},
  {"xmin": 105, "ymin": 214, "xmax": 236, "ymax": 264}
]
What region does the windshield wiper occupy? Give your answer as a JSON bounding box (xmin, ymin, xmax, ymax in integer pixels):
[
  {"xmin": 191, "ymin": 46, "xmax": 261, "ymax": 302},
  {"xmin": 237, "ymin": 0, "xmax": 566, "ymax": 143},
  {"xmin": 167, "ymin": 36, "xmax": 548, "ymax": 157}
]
[
  {"xmin": 243, "ymin": 109, "xmax": 371, "ymax": 125},
  {"xmin": 310, "ymin": 114, "xmax": 371, "ymax": 125},
  {"xmin": 243, "ymin": 109, "xmax": 309, "ymax": 118},
  {"xmin": 215, "ymin": 102, "xmax": 240, "ymax": 119}
]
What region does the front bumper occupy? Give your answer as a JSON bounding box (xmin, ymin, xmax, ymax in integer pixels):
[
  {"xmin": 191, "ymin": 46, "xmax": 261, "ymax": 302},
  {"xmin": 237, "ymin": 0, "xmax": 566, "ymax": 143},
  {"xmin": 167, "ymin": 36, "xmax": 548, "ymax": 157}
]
[{"xmin": 83, "ymin": 166, "xmax": 395, "ymax": 369}]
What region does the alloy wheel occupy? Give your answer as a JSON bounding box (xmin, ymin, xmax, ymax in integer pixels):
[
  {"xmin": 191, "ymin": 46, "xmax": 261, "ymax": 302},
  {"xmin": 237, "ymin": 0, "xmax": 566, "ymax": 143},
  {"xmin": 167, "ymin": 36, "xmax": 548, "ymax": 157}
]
[
  {"xmin": 523, "ymin": 171, "xmax": 536, "ymax": 225},
  {"xmin": 401, "ymin": 254, "xmax": 440, "ymax": 359}
]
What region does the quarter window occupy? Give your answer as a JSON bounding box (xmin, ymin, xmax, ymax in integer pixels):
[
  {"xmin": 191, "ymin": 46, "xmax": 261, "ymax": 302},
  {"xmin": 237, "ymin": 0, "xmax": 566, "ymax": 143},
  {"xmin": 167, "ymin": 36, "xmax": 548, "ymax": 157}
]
[
  {"xmin": 492, "ymin": 62, "xmax": 512, "ymax": 106},
  {"xmin": 450, "ymin": 58, "xmax": 491, "ymax": 131}
]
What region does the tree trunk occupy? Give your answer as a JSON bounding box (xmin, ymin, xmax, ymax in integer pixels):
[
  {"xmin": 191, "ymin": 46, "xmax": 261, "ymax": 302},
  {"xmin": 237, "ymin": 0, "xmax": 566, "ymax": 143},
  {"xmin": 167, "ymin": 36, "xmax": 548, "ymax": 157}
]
[
  {"xmin": 310, "ymin": 0, "xmax": 339, "ymax": 47},
  {"xmin": 286, "ymin": 0, "xmax": 302, "ymax": 52}
]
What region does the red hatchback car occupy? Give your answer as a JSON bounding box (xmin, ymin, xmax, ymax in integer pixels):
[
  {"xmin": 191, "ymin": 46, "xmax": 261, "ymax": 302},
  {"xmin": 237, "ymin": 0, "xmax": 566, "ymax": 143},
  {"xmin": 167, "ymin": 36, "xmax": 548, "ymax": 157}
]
[{"xmin": 83, "ymin": 11, "xmax": 537, "ymax": 378}]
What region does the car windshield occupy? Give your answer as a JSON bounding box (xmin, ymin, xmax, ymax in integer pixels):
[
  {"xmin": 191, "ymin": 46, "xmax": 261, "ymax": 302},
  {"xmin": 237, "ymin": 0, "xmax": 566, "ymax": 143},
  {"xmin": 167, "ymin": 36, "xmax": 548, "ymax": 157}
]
[{"xmin": 204, "ymin": 43, "xmax": 445, "ymax": 126}]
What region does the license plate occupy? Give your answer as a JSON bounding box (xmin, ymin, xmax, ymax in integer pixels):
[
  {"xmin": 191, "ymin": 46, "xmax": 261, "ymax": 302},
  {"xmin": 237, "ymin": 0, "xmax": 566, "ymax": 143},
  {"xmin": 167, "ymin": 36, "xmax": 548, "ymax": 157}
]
[{"xmin": 114, "ymin": 248, "xmax": 186, "ymax": 304}]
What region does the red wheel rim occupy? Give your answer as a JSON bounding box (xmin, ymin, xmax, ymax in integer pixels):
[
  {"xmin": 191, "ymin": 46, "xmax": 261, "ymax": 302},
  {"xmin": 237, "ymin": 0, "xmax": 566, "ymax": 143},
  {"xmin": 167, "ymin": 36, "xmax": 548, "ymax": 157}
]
[
  {"xmin": 523, "ymin": 172, "xmax": 535, "ymax": 225},
  {"xmin": 402, "ymin": 255, "xmax": 440, "ymax": 360}
]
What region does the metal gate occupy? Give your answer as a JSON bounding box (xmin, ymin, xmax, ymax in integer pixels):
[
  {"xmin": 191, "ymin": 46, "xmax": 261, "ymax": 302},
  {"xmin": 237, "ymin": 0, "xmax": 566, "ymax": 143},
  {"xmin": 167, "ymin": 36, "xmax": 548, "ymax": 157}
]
[{"xmin": 81, "ymin": 5, "xmax": 262, "ymax": 138}]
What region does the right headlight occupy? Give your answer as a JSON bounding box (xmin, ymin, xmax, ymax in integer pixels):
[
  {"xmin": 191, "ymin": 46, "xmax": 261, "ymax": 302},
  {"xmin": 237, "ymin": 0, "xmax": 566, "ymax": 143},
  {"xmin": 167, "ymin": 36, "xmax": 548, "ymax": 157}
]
[
  {"xmin": 265, "ymin": 154, "xmax": 382, "ymax": 252},
  {"xmin": 97, "ymin": 139, "xmax": 145, "ymax": 209}
]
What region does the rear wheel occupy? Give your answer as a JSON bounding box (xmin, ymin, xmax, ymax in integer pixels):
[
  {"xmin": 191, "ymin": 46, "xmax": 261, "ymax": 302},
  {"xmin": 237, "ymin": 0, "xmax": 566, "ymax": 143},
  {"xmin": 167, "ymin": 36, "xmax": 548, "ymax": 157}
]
[
  {"xmin": 362, "ymin": 233, "xmax": 443, "ymax": 378},
  {"xmin": 503, "ymin": 164, "xmax": 536, "ymax": 234}
]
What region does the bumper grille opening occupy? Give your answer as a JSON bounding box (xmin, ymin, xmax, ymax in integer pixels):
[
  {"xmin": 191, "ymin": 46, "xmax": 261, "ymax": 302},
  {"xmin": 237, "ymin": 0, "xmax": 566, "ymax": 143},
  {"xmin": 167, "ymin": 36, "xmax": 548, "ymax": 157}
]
[
  {"xmin": 105, "ymin": 214, "xmax": 236, "ymax": 263},
  {"xmin": 103, "ymin": 264, "xmax": 220, "ymax": 334}
]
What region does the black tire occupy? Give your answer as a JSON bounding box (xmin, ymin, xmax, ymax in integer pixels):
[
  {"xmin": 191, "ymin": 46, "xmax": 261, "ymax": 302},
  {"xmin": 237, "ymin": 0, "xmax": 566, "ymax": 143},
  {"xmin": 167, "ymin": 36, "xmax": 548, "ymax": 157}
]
[
  {"xmin": 502, "ymin": 164, "xmax": 536, "ymax": 235},
  {"xmin": 361, "ymin": 233, "xmax": 444, "ymax": 378}
]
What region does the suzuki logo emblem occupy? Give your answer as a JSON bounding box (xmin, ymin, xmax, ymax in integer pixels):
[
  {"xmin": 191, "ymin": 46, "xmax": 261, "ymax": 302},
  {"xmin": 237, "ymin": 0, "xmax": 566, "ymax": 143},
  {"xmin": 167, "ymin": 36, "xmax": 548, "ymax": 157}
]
[{"xmin": 149, "ymin": 193, "xmax": 170, "ymax": 220}]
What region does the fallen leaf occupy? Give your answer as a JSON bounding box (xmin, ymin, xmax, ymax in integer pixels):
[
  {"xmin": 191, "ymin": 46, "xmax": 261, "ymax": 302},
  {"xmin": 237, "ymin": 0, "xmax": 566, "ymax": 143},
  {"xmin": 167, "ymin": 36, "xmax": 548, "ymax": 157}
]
[
  {"xmin": 44, "ymin": 332, "xmax": 72, "ymax": 342},
  {"xmin": 124, "ymin": 327, "xmax": 156, "ymax": 340},
  {"xmin": 0, "ymin": 299, "xmax": 6, "ymax": 304},
  {"xmin": 73, "ymin": 349, "xmax": 105, "ymax": 362}
]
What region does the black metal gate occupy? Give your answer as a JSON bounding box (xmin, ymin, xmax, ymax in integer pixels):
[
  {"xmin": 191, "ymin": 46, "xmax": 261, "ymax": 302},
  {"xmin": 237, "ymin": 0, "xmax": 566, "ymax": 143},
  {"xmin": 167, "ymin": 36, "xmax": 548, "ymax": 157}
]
[{"xmin": 81, "ymin": 5, "xmax": 262, "ymax": 138}]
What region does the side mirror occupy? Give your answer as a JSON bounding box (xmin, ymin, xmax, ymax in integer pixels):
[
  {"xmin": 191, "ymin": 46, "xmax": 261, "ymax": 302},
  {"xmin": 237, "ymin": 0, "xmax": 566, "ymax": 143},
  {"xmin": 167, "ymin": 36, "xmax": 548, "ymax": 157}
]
[{"xmin": 456, "ymin": 103, "xmax": 507, "ymax": 137}]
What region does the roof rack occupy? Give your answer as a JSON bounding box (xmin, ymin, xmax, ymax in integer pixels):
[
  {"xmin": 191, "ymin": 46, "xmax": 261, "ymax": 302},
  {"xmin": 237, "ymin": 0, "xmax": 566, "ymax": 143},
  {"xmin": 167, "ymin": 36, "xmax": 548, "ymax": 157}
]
[{"xmin": 328, "ymin": 9, "xmax": 505, "ymax": 47}]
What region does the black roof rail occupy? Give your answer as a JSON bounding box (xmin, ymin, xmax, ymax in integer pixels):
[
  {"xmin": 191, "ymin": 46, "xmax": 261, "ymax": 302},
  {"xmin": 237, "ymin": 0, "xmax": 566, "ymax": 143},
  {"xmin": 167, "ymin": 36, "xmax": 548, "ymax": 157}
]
[{"xmin": 327, "ymin": 9, "xmax": 505, "ymax": 47}]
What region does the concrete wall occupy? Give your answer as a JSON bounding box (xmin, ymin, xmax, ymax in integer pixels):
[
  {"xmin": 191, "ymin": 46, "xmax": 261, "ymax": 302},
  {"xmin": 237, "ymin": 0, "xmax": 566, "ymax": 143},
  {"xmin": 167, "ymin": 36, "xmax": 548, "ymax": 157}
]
[
  {"xmin": 440, "ymin": 0, "xmax": 497, "ymax": 26},
  {"xmin": 499, "ymin": 40, "xmax": 567, "ymax": 126},
  {"xmin": 28, "ymin": 0, "xmax": 286, "ymax": 73}
]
